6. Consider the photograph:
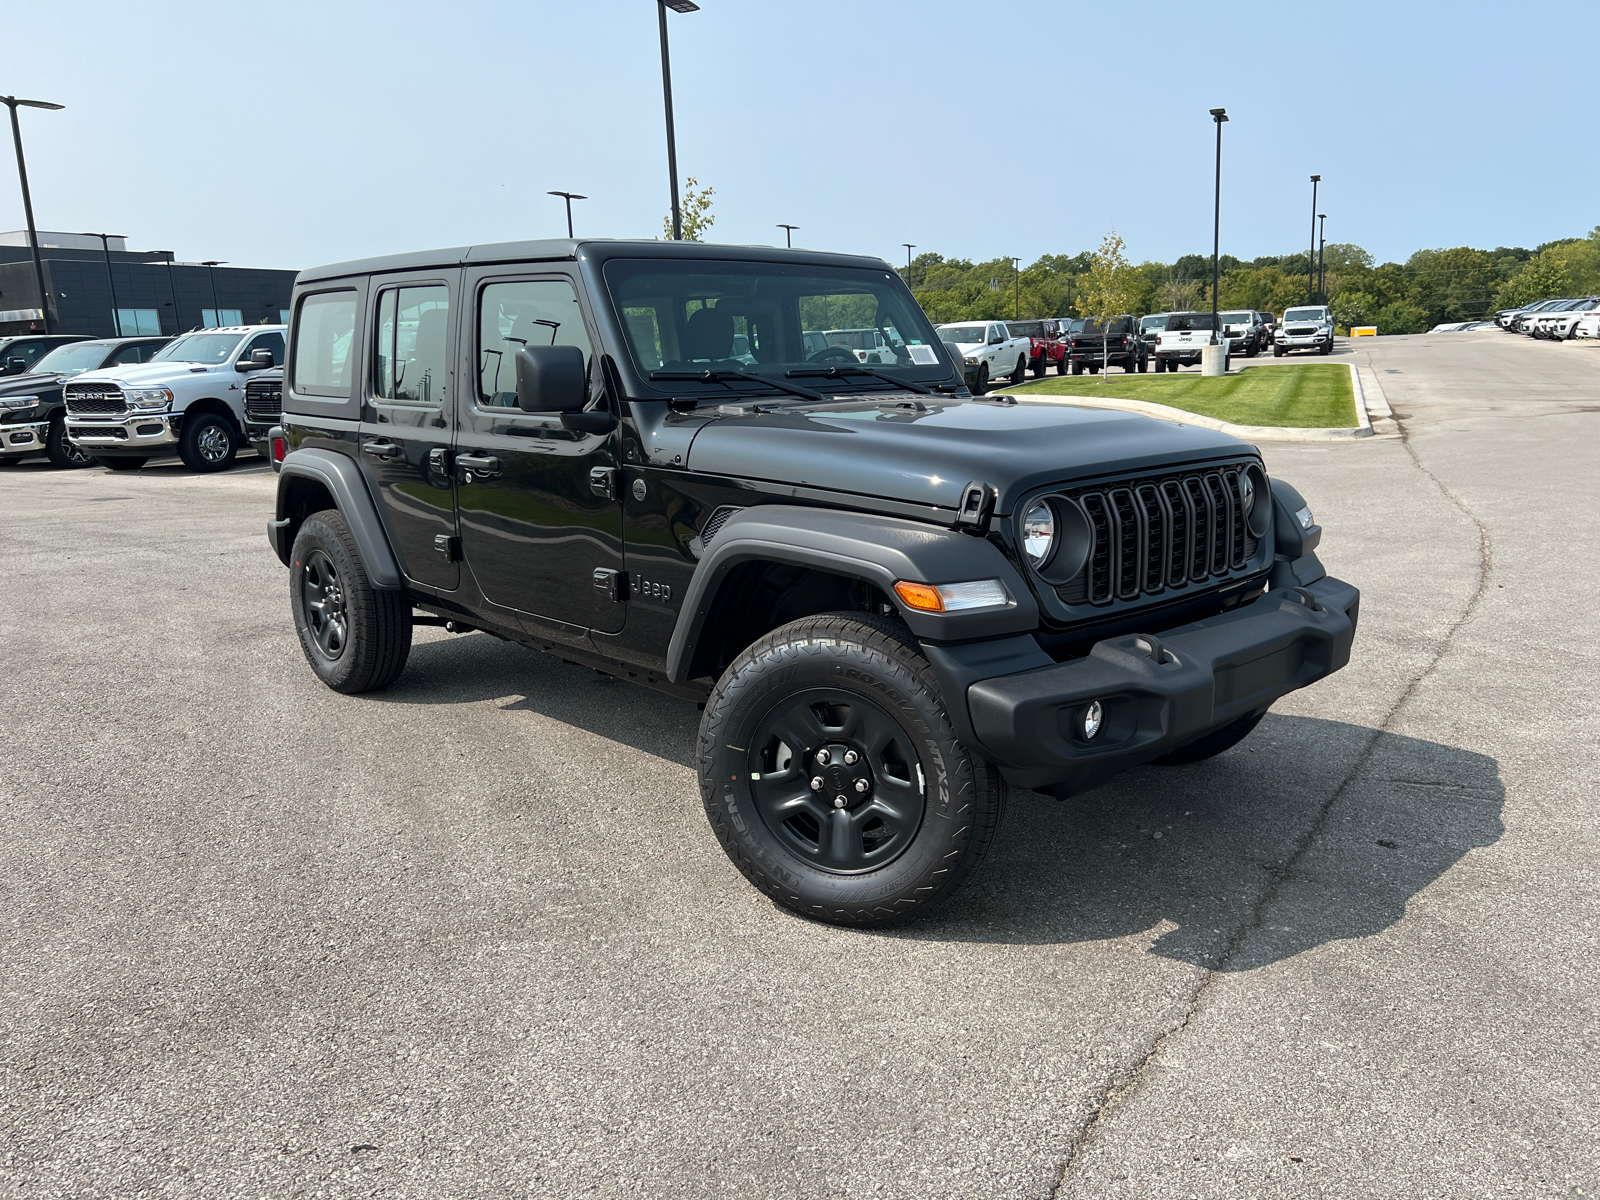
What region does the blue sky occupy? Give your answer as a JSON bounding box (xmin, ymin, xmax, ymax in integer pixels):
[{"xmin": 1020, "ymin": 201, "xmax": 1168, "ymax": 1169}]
[{"xmin": 4, "ymin": 1, "xmax": 1592, "ymax": 272}]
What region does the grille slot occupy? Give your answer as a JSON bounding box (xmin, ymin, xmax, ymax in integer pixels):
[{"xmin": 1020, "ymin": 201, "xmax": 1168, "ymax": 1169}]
[
  {"xmin": 65, "ymin": 384, "xmax": 126, "ymax": 416},
  {"xmin": 1056, "ymin": 462, "xmax": 1260, "ymax": 607},
  {"xmin": 699, "ymin": 506, "xmax": 744, "ymax": 549},
  {"xmin": 244, "ymin": 379, "xmax": 282, "ymax": 420}
]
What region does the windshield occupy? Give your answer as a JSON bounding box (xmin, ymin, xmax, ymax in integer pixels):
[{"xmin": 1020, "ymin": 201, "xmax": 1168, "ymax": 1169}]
[
  {"xmin": 1166, "ymin": 313, "xmax": 1218, "ymax": 332},
  {"xmin": 1283, "ymin": 308, "xmax": 1328, "ymax": 323},
  {"xmin": 31, "ymin": 342, "xmax": 111, "ymax": 375},
  {"xmin": 938, "ymin": 325, "xmax": 987, "ymax": 344},
  {"xmin": 604, "ymin": 259, "xmax": 948, "ymax": 390},
  {"xmin": 151, "ymin": 332, "xmax": 247, "ymax": 364},
  {"xmin": 1220, "ymin": 311, "xmax": 1252, "ymax": 325},
  {"xmin": 1140, "ymin": 315, "xmax": 1168, "ymax": 331}
]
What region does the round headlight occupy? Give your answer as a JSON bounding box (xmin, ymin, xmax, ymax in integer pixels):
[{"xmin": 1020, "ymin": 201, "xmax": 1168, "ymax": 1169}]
[{"xmin": 1021, "ymin": 498, "xmax": 1056, "ymax": 567}]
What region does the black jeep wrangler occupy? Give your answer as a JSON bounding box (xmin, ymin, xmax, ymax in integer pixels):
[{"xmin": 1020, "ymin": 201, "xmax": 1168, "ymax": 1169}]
[{"xmin": 267, "ymin": 239, "xmax": 1358, "ymax": 927}]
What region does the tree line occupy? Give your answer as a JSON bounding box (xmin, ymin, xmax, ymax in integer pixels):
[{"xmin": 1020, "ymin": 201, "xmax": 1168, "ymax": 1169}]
[{"xmin": 899, "ymin": 227, "xmax": 1600, "ymax": 333}]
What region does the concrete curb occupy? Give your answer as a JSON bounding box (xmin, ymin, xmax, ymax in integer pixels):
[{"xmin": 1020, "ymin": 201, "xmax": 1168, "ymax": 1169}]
[{"xmin": 996, "ymin": 359, "xmax": 1397, "ymax": 443}]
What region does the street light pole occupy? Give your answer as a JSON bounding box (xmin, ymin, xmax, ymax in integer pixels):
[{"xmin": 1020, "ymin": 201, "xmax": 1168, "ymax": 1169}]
[
  {"xmin": 1011, "ymin": 257, "xmax": 1020, "ymax": 319},
  {"xmin": 3, "ymin": 94, "xmax": 65, "ymax": 334},
  {"xmin": 1316, "ymin": 213, "xmax": 1327, "ymax": 304},
  {"xmin": 902, "ymin": 242, "xmax": 915, "ymax": 286},
  {"xmin": 547, "ymin": 191, "xmax": 586, "ymax": 238},
  {"xmin": 201, "ymin": 261, "xmax": 226, "ymax": 326},
  {"xmin": 1307, "ymin": 175, "xmax": 1321, "ymax": 304},
  {"xmin": 1210, "ymin": 108, "xmax": 1228, "ymax": 325},
  {"xmin": 777, "ymin": 224, "xmax": 798, "ymax": 248},
  {"xmin": 82, "ymin": 232, "xmax": 127, "ymax": 335},
  {"xmin": 657, "ymin": 1, "xmax": 699, "ymax": 240}
]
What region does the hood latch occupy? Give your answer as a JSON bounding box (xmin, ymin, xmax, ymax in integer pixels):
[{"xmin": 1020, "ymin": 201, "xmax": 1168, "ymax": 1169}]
[{"xmin": 953, "ymin": 481, "xmax": 996, "ymax": 536}]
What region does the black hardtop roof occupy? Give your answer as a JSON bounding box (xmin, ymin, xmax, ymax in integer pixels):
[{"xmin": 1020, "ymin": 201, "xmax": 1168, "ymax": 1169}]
[{"xmin": 297, "ymin": 238, "xmax": 893, "ymax": 285}]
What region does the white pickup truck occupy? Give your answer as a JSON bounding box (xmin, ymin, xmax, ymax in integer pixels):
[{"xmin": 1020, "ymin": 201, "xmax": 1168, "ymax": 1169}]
[
  {"xmin": 64, "ymin": 325, "xmax": 286, "ymax": 471},
  {"xmin": 1274, "ymin": 306, "xmax": 1335, "ymax": 356},
  {"xmin": 935, "ymin": 321, "xmax": 1031, "ymax": 394}
]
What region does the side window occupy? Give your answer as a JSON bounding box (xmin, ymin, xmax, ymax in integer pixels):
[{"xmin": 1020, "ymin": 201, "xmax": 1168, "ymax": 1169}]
[
  {"xmin": 244, "ymin": 331, "xmax": 285, "ymax": 366},
  {"xmin": 291, "ymin": 290, "xmax": 358, "ymax": 396},
  {"xmin": 111, "ymin": 343, "xmax": 147, "ymax": 365},
  {"xmin": 374, "ymin": 285, "xmax": 450, "ymax": 405},
  {"xmin": 476, "ymin": 279, "xmax": 592, "ymax": 408}
]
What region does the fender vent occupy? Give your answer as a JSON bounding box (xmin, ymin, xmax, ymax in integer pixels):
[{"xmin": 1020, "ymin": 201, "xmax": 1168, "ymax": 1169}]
[{"xmin": 700, "ymin": 506, "xmax": 744, "ymax": 549}]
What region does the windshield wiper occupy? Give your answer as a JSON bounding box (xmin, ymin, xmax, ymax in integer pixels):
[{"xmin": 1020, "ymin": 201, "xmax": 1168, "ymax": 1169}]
[
  {"xmin": 649, "ymin": 369, "xmax": 825, "ymax": 403},
  {"xmin": 785, "ymin": 365, "xmax": 935, "ymax": 395}
]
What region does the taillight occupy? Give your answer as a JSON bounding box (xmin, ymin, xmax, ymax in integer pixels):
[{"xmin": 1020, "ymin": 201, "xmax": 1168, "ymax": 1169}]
[{"xmin": 271, "ymin": 436, "xmax": 286, "ymax": 463}]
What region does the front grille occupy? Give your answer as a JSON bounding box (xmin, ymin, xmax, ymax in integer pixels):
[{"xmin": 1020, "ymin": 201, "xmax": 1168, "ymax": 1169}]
[
  {"xmin": 65, "ymin": 384, "xmax": 126, "ymax": 415},
  {"xmin": 1054, "ymin": 464, "xmax": 1260, "ymax": 606},
  {"xmin": 1286, "ymin": 326, "xmax": 1317, "ymax": 336},
  {"xmin": 244, "ymin": 379, "xmax": 282, "ymax": 421}
]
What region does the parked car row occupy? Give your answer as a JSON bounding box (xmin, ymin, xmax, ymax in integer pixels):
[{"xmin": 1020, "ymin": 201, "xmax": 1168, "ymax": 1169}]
[
  {"xmin": 1493, "ymin": 296, "xmax": 1600, "ymax": 339},
  {"xmin": 0, "ymin": 325, "xmax": 285, "ymax": 472}
]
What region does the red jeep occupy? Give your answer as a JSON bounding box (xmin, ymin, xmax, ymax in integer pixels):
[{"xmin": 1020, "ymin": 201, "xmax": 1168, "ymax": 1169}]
[{"xmin": 1005, "ymin": 319, "xmax": 1068, "ymax": 377}]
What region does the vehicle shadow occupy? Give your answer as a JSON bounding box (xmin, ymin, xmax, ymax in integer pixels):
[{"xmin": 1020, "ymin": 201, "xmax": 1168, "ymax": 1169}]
[{"xmin": 371, "ymin": 636, "xmax": 1503, "ymax": 972}]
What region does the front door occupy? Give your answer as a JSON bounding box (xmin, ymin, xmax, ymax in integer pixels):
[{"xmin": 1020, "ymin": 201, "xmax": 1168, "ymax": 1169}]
[
  {"xmin": 454, "ymin": 269, "xmax": 624, "ymax": 634},
  {"xmin": 356, "ymin": 271, "xmax": 460, "ymax": 591}
]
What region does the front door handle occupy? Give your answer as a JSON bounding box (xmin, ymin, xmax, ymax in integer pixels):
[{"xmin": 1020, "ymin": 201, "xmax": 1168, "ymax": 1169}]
[
  {"xmin": 456, "ymin": 453, "xmax": 501, "ymax": 477},
  {"xmin": 362, "ymin": 439, "xmax": 401, "ymax": 460}
]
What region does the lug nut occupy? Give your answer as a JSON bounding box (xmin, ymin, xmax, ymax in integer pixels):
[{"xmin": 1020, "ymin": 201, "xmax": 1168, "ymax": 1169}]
[
  {"xmin": 816, "ymin": 748, "xmax": 831, "ymax": 765},
  {"xmin": 834, "ymin": 794, "xmax": 848, "ymax": 808},
  {"xmin": 843, "ymin": 750, "xmax": 858, "ymax": 765},
  {"xmin": 810, "ymin": 776, "xmax": 824, "ymax": 791},
  {"xmin": 854, "ymin": 779, "xmax": 869, "ymax": 793}
]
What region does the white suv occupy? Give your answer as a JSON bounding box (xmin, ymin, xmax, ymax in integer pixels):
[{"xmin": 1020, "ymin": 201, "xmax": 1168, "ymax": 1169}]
[
  {"xmin": 65, "ymin": 326, "xmax": 285, "ymax": 471},
  {"xmin": 1274, "ymin": 306, "xmax": 1335, "ymax": 356}
]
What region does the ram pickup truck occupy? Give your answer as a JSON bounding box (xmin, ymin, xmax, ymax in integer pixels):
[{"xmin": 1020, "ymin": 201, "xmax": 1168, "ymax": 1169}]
[
  {"xmin": 266, "ymin": 236, "xmax": 1358, "ymax": 928},
  {"xmin": 65, "ymin": 325, "xmax": 286, "ymax": 471},
  {"xmin": 1273, "ymin": 306, "xmax": 1335, "ymax": 356},
  {"xmin": 1154, "ymin": 311, "xmax": 1224, "ymax": 372},
  {"xmin": 1068, "ymin": 315, "xmax": 1145, "ymax": 374},
  {"xmin": 936, "ymin": 321, "xmax": 1031, "ymax": 393},
  {"xmin": 1005, "ymin": 320, "xmax": 1067, "ymax": 377}
]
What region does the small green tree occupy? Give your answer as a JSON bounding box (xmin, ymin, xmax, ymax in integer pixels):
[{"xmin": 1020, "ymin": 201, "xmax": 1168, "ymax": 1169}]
[
  {"xmin": 663, "ymin": 177, "xmax": 716, "ymax": 242},
  {"xmin": 1079, "ymin": 232, "xmax": 1138, "ymax": 383},
  {"xmin": 1493, "ymin": 252, "xmax": 1572, "ymax": 309}
]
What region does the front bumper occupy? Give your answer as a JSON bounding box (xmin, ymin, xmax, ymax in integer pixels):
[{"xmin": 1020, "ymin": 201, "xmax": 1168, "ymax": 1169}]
[
  {"xmin": 1276, "ymin": 334, "xmax": 1329, "ymax": 347},
  {"xmin": 0, "ymin": 419, "xmax": 49, "ymax": 458},
  {"xmin": 942, "ymin": 575, "xmax": 1359, "ymax": 792},
  {"xmin": 67, "ymin": 412, "xmax": 180, "ymax": 455}
]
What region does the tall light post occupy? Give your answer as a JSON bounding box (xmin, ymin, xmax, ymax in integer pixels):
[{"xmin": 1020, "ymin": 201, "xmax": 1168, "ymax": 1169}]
[
  {"xmin": 82, "ymin": 232, "xmax": 127, "ymax": 335},
  {"xmin": 201, "ymin": 261, "xmax": 226, "ymax": 327},
  {"xmin": 1307, "ymin": 175, "xmax": 1321, "ymax": 304},
  {"xmin": 1316, "ymin": 213, "xmax": 1327, "ymax": 304},
  {"xmin": 777, "ymin": 223, "xmax": 798, "ymax": 248},
  {"xmin": 3, "ymin": 94, "xmax": 64, "ymax": 334},
  {"xmin": 657, "ymin": 0, "xmax": 699, "ymax": 240},
  {"xmin": 1209, "ymin": 108, "xmax": 1228, "ymax": 324},
  {"xmin": 902, "ymin": 242, "xmax": 915, "ymax": 286},
  {"xmin": 547, "ymin": 190, "xmax": 586, "ymax": 238},
  {"xmin": 1010, "ymin": 256, "xmax": 1020, "ymax": 319}
]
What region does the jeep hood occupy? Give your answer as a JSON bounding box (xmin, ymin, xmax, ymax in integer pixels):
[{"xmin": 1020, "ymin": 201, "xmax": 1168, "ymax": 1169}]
[{"xmin": 684, "ymin": 396, "xmax": 1250, "ymax": 512}]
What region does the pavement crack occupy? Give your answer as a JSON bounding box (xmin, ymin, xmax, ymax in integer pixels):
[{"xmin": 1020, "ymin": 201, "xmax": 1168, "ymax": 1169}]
[{"xmin": 1051, "ymin": 393, "xmax": 1494, "ymax": 1197}]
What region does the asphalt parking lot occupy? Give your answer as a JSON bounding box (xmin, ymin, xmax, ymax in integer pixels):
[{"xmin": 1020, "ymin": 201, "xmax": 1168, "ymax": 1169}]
[{"xmin": 2, "ymin": 330, "xmax": 1597, "ymax": 1199}]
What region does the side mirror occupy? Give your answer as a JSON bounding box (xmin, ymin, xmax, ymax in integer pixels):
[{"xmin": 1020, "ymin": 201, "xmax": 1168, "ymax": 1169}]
[
  {"xmin": 3, "ymin": 357, "xmax": 26, "ymax": 375},
  {"xmin": 988, "ymin": 335, "xmax": 1003, "ymax": 345},
  {"xmin": 515, "ymin": 343, "xmax": 587, "ymax": 413},
  {"xmin": 237, "ymin": 348, "xmax": 274, "ymax": 372}
]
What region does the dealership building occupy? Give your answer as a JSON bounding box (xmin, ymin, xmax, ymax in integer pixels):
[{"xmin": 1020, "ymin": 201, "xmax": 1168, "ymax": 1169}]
[{"xmin": 0, "ymin": 232, "xmax": 297, "ymax": 337}]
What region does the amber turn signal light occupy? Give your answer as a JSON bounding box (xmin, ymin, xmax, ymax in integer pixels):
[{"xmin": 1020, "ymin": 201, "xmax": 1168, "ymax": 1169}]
[{"xmin": 893, "ymin": 581, "xmax": 945, "ymax": 612}]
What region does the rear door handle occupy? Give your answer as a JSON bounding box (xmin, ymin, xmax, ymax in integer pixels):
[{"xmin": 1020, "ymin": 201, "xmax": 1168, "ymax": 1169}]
[
  {"xmin": 362, "ymin": 439, "xmax": 401, "ymax": 460},
  {"xmin": 457, "ymin": 453, "xmax": 501, "ymax": 477}
]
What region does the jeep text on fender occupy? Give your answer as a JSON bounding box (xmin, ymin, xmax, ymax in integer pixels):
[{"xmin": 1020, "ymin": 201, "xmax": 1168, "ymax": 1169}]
[{"xmin": 267, "ymin": 238, "xmax": 1359, "ymax": 928}]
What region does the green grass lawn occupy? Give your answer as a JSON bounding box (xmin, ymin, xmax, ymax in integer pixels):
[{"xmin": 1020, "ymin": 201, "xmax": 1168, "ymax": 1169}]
[{"xmin": 1004, "ymin": 363, "xmax": 1357, "ymax": 428}]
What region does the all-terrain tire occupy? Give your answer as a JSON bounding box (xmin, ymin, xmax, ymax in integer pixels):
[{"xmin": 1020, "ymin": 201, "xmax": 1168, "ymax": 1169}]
[
  {"xmin": 179, "ymin": 412, "xmax": 238, "ymax": 473},
  {"xmin": 45, "ymin": 417, "xmax": 94, "ymax": 468},
  {"xmin": 97, "ymin": 456, "xmax": 147, "ymax": 471},
  {"xmin": 1151, "ymin": 708, "xmax": 1267, "ymax": 765},
  {"xmin": 290, "ymin": 509, "xmax": 412, "ymax": 694},
  {"xmin": 697, "ymin": 612, "xmax": 1005, "ymax": 928}
]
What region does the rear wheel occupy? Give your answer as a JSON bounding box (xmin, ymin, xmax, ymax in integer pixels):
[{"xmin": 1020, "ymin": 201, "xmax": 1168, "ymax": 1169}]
[
  {"xmin": 1056, "ymin": 355, "xmax": 1070, "ymax": 375},
  {"xmin": 1071, "ymin": 361, "xmax": 1083, "ymax": 376},
  {"xmin": 46, "ymin": 417, "xmax": 94, "ymax": 468},
  {"xmin": 698, "ymin": 612, "xmax": 1005, "ymax": 927},
  {"xmin": 1152, "ymin": 709, "xmax": 1267, "ymax": 765},
  {"xmin": 290, "ymin": 510, "xmax": 412, "ymax": 694},
  {"xmin": 97, "ymin": 456, "xmax": 147, "ymax": 471}
]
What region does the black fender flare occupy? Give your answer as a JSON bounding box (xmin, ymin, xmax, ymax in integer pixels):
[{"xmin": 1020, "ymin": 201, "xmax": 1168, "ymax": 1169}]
[
  {"xmin": 269, "ymin": 448, "xmax": 402, "ymax": 590},
  {"xmin": 665, "ymin": 505, "xmax": 1039, "ymax": 684}
]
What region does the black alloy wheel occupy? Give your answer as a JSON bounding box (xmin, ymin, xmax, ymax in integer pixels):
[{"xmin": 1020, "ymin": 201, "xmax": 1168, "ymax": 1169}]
[
  {"xmin": 97, "ymin": 456, "xmax": 147, "ymax": 471},
  {"xmin": 179, "ymin": 413, "xmax": 237, "ymax": 473},
  {"xmin": 46, "ymin": 417, "xmax": 93, "ymax": 468},
  {"xmin": 698, "ymin": 613, "xmax": 1004, "ymax": 927},
  {"xmin": 289, "ymin": 509, "xmax": 412, "ymax": 693},
  {"xmin": 300, "ymin": 548, "xmax": 350, "ymax": 663},
  {"xmin": 1011, "ymin": 356, "xmax": 1027, "ymax": 386},
  {"xmin": 973, "ymin": 363, "xmax": 989, "ymax": 395}
]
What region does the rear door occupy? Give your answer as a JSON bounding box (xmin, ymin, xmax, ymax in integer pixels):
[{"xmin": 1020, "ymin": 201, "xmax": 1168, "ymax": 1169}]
[
  {"xmin": 454, "ymin": 267, "xmax": 624, "ymax": 634},
  {"xmin": 356, "ymin": 270, "xmax": 461, "ymax": 591}
]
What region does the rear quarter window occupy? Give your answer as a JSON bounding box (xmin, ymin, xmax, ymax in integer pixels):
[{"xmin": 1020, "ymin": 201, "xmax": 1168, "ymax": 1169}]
[{"xmin": 290, "ymin": 289, "xmax": 360, "ymax": 408}]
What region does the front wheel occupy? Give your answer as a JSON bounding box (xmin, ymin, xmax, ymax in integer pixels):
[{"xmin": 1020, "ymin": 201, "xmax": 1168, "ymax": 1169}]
[
  {"xmin": 179, "ymin": 412, "xmax": 237, "ymax": 472},
  {"xmin": 46, "ymin": 418, "xmax": 94, "ymax": 468},
  {"xmin": 698, "ymin": 613, "xmax": 1005, "ymax": 927},
  {"xmin": 1011, "ymin": 356, "xmax": 1027, "ymax": 386},
  {"xmin": 290, "ymin": 510, "xmax": 413, "ymax": 693},
  {"xmin": 1272, "ymin": 345, "xmax": 1286, "ymax": 357},
  {"xmin": 1319, "ymin": 341, "xmax": 1332, "ymax": 355},
  {"xmin": 97, "ymin": 456, "xmax": 148, "ymax": 471}
]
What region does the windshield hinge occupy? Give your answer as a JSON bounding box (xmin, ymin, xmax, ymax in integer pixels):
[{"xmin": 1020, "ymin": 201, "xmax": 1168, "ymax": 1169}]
[{"xmin": 953, "ymin": 481, "xmax": 996, "ymax": 535}]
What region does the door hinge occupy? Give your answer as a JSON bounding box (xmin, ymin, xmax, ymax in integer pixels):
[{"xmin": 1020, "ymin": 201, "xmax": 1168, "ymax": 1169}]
[
  {"xmin": 592, "ymin": 567, "xmax": 626, "ymax": 603},
  {"xmin": 428, "ymin": 446, "xmax": 453, "ymax": 474},
  {"xmin": 590, "ymin": 466, "xmax": 618, "ymax": 500},
  {"xmin": 433, "ymin": 534, "xmax": 461, "ymax": 562},
  {"xmin": 953, "ymin": 480, "xmax": 996, "ymax": 535}
]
